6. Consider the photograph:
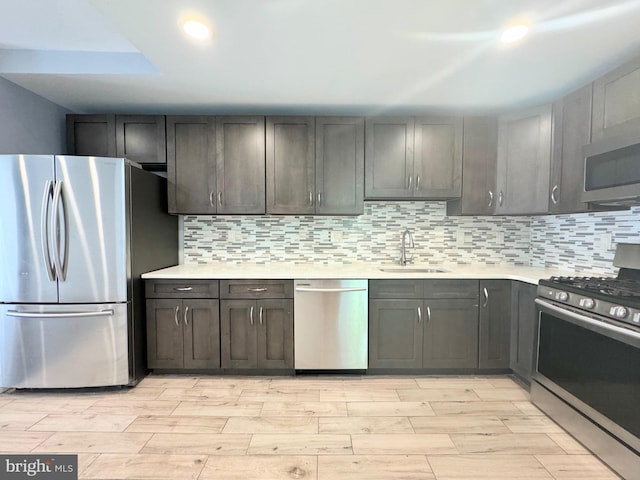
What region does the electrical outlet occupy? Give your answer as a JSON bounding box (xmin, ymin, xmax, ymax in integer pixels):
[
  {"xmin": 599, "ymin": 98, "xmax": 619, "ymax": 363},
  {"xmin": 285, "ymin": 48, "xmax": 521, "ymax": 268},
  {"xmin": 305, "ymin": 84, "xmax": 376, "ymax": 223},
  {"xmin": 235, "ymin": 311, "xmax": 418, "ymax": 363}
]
[
  {"xmin": 595, "ymin": 233, "xmax": 612, "ymax": 250},
  {"xmin": 228, "ymin": 230, "xmax": 241, "ymax": 242}
]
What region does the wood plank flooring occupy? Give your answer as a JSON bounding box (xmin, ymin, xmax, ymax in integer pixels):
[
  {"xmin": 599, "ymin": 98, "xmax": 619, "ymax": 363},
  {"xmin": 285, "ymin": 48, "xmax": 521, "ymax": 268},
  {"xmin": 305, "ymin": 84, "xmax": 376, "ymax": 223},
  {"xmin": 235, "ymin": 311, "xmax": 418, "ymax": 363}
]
[{"xmin": 0, "ymin": 375, "xmax": 621, "ymax": 479}]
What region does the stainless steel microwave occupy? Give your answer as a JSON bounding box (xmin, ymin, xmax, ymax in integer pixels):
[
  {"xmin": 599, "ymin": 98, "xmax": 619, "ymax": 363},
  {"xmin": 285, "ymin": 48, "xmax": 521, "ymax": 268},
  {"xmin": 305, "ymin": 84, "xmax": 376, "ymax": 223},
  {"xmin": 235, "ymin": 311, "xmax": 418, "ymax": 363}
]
[{"xmin": 582, "ymin": 133, "xmax": 640, "ymax": 206}]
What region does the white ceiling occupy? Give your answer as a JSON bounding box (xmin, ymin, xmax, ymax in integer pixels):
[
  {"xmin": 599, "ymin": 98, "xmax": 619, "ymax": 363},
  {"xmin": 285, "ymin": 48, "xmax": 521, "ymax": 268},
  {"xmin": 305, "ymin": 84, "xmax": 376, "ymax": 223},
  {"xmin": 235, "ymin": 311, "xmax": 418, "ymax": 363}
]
[{"xmin": 2, "ymin": 0, "xmax": 640, "ymax": 115}]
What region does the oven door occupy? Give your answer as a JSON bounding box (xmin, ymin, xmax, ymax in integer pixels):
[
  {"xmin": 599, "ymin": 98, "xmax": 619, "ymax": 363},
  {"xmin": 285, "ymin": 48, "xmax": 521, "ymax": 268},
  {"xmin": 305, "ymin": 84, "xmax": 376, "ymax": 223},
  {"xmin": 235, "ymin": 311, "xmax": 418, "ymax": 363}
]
[{"xmin": 534, "ymin": 298, "xmax": 640, "ymax": 455}]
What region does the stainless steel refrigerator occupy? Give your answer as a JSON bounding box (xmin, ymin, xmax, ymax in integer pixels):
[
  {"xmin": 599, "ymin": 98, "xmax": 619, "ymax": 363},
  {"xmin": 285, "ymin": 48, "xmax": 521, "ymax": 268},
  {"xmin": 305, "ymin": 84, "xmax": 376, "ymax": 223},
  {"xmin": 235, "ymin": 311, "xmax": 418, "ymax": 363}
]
[{"xmin": 0, "ymin": 155, "xmax": 178, "ymax": 388}]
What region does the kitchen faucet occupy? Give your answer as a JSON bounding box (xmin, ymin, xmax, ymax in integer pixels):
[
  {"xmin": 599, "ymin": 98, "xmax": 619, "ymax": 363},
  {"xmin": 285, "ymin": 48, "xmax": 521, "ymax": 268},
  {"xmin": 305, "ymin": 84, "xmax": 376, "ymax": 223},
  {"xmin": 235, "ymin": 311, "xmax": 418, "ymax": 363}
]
[{"xmin": 400, "ymin": 229, "xmax": 415, "ymax": 265}]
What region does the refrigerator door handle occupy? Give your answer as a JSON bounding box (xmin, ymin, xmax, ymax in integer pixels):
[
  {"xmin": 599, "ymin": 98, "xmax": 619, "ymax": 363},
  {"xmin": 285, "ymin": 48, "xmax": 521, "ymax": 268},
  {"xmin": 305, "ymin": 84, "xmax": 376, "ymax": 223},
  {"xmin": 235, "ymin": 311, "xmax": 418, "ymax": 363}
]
[
  {"xmin": 7, "ymin": 309, "xmax": 115, "ymax": 318},
  {"xmin": 40, "ymin": 180, "xmax": 56, "ymax": 281},
  {"xmin": 51, "ymin": 180, "xmax": 69, "ymax": 281}
]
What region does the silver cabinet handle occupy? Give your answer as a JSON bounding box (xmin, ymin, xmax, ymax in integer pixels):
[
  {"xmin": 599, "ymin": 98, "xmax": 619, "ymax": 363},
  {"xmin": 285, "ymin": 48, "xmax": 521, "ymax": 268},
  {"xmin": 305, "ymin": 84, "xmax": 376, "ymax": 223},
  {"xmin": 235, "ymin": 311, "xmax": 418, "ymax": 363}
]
[
  {"xmin": 415, "ymin": 175, "xmax": 421, "ymax": 191},
  {"xmin": 407, "ymin": 175, "xmax": 413, "ymax": 190},
  {"xmin": 551, "ymin": 185, "xmax": 559, "ymax": 205},
  {"xmin": 498, "ymin": 190, "xmax": 504, "ymax": 206},
  {"xmin": 482, "ymin": 287, "xmax": 489, "ymax": 308},
  {"xmin": 210, "ymin": 191, "xmax": 215, "ymax": 207},
  {"xmin": 218, "ymin": 192, "xmax": 223, "ymax": 206},
  {"xmin": 309, "ymin": 191, "xmax": 313, "ymax": 205},
  {"xmin": 317, "ymin": 192, "xmax": 322, "ymax": 206},
  {"xmin": 250, "ymin": 305, "xmax": 254, "ymax": 326},
  {"xmin": 417, "ymin": 306, "xmax": 422, "ymax": 324},
  {"xmin": 259, "ymin": 306, "xmax": 264, "ymax": 325},
  {"xmin": 184, "ymin": 306, "xmax": 189, "ymax": 327},
  {"xmin": 248, "ymin": 287, "xmax": 267, "ymax": 293},
  {"xmin": 426, "ymin": 305, "xmax": 431, "ymax": 323},
  {"xmin": 174, "ymin": 305, "xmax": 180, "ymax": 327},
  {"xmin": 174, "ymin": 286, "xmax": 193, "ymax": 292},
  {"xmin": 41, "ymin": 180, "xmax": 55, "ymax": 281},
  {"xmin": 488, "ymin": 190, "xmax": 494, "ymax": 207},
  {"xmin": 7, "ymin": 309, "xmax": 114, "ymax": 318}
]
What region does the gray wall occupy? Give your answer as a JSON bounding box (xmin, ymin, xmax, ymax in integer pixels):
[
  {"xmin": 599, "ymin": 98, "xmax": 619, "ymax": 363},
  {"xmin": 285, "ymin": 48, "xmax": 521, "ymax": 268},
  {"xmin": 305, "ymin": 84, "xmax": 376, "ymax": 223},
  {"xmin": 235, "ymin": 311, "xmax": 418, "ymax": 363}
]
[{"xmin": 0, "ymin": 77, "xmax": 68, "ymax": 154}]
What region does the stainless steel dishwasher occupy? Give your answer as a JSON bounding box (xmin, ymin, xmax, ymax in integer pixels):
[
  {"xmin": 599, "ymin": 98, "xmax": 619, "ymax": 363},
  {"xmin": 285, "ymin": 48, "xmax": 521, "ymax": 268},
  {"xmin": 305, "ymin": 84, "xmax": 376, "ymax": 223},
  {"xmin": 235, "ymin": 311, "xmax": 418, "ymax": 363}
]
[{"xmin": 294, "ymin": 279, "xmax": 368, "ymax": 370}]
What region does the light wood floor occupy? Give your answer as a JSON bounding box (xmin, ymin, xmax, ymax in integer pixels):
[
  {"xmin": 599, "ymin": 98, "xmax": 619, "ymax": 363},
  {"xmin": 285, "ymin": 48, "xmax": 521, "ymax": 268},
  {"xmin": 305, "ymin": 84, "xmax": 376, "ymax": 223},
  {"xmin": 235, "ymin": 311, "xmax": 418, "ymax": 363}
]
[{"xmin": 0, "ymin": 375, "xmax": 621, "ymax": 479}]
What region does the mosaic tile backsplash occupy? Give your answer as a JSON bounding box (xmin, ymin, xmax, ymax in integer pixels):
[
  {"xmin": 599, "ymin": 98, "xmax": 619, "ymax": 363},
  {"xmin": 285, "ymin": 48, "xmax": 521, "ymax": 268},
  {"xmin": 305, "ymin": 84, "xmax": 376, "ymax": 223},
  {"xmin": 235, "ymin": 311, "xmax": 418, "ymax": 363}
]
[
  {"xmin": 530, "ymin": 206, "xmax": 640, "ymax": 275},
  {"xmin": 183, "ymin": 202, "xmax": 532, "ymax": 266}
]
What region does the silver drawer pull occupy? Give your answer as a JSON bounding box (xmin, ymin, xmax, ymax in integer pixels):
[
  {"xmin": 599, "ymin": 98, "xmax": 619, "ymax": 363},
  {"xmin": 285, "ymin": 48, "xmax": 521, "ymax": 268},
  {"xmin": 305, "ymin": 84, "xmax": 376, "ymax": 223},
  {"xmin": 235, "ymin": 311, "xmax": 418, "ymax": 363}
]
[
  {"xmin": 248, "ymin": 287, "xmax": 268, "ymax": 292},
  {"xmin": 174, "ymin": 287, "xmax": 193, "ymax": 292}
]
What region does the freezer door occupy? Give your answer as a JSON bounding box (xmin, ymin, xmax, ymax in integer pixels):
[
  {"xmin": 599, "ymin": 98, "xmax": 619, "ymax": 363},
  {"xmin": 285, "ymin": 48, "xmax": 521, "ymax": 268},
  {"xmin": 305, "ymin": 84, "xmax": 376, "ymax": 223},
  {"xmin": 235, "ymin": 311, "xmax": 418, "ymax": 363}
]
[
  {"xmin": 0, "ymin": 155, "xmax": 58, "ymax": 303},
  {"xmin": 54, "ymin": 156, "xmax": 128, "ymax": 303},
  {"xmin": 1, "ymin": 303, "xmax": 130, "ymax": 388}
]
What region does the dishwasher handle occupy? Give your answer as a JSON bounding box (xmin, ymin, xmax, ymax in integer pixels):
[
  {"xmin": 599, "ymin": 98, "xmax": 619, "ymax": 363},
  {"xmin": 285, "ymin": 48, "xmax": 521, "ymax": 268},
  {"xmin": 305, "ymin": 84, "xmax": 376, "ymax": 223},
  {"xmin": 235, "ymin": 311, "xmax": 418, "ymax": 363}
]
[{"xmin": 295, "ymin": 286, "xmax": 367, "ymax": 293}]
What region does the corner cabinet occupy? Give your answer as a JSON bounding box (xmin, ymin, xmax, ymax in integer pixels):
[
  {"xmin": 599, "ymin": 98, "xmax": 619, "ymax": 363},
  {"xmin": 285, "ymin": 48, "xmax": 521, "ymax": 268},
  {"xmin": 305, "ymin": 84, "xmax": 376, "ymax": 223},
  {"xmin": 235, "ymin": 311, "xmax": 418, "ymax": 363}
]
[
  {"xmin": 220, "ymin": 280, "xmax": 294, "ymax": 371},
  {"xmin": 266, "ymin": 116, "xmax": 364, "ymax": 215},
  {"xmin": 478, "ymin": 280, "xmax": 511, "ymax": 369},
  {"xmin": 145, "ymin": 280, "xmax": 220, "ymax": 370},
  {"xmin": 496, "ymin": 105, "xmax": 553, "ymax": 214},
  {"xmin": 365, "ymin": 116, "xmax": 462, "ymax": 200}
]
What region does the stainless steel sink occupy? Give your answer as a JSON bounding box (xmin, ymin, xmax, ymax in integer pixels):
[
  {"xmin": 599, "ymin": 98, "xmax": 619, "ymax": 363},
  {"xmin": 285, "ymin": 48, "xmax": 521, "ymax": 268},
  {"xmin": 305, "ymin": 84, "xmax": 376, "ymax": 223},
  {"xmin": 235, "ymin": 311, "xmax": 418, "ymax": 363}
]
[{"xmin": 379, "ymin": 267, "xmax": 449, "ymax": 273}]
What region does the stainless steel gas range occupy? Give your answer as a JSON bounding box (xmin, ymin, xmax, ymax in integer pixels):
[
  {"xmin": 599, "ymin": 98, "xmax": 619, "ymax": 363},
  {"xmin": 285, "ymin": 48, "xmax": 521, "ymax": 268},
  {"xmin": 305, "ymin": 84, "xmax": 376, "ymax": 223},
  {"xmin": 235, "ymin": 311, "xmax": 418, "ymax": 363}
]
[{"xmin": 531, "ymin": 243, "xmax": 640, "ymax": 480}]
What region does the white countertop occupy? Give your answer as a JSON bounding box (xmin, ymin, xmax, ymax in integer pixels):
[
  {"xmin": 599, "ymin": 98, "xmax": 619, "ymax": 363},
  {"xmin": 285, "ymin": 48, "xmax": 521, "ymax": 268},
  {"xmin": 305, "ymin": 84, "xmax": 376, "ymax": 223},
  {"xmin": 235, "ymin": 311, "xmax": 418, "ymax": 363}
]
[{"xmin": 141, "ymin": 262, "xmax": 580, "ymax": 285}]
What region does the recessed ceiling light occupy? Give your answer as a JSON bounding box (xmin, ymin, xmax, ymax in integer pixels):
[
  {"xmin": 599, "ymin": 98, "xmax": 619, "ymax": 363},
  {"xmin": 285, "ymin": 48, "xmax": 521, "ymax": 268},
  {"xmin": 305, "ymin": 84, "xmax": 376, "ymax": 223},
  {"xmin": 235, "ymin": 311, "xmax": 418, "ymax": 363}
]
[
  {"xmin": 500, "ymin": 24, "xmax": 529, "ymax": 44},
  {"xmin": 182, "ymin": 19, "xmax": 211, "ymax": 41}
]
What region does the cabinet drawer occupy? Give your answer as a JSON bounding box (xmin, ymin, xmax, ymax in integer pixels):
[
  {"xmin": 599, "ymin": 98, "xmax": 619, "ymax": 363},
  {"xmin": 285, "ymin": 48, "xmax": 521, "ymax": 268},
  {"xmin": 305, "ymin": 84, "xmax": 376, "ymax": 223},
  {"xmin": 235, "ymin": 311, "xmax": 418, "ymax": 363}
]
[
  {"xmin": 424, "ymin": 280, "xmax": 478, "ymax": 299},
  {"xmin": 145, "ymin": 280, "xmax": 219, "ymax": 299},
  {"xmin": 220, "ymin": 280, "xmax": 293, "ymax": 299},
  {"xmin": 369, "ymin": 280, "xmax": 423, "ymax": 299}
]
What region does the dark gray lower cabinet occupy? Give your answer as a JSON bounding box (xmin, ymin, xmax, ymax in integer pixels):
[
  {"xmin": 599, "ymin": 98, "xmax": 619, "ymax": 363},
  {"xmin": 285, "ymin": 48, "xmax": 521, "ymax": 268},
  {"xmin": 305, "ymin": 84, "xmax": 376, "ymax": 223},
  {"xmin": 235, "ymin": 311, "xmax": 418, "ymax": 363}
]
[
  {"xmin": 369, "ymin": 280, "xmax": 479, "ymax": 370},
  {"xmin": 146, "ymin": 298, "xmax": 220, "ymax": 369},
  {"xmin": 510, "ymin": 281, "xmax": 538, "ymax": 382},
  {"xmin": 369, "ymin": 299, "xmax": 423, "ymax": 369},
  {"xmin": 220, "ymin": 298, "xmax": 293, "ymax": 370},
  {"xmin": 479, "ymin": 280, "xmax": 512, "ymax": 369}
]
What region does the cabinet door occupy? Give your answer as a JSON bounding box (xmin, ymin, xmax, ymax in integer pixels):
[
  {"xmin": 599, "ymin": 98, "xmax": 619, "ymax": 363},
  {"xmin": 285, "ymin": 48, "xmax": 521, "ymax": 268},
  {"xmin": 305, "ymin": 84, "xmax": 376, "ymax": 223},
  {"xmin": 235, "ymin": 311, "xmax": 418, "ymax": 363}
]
[
  {"xmin": 592, "ymin": 55, "xmax": 640, "ymax": 141},
  {"xmin": 166, "ymin": 116, "xmax": 216, "ymax": 214},
  {"xmin": 316, "ymin": 117, "xmax": 364, "ymax": 215},
  {"xmin": 423, "ymin": 299, "xmax": 478, "ymax": 369},
  {"xmin": 413, "ymin": 116, "xmax": 462, "ymax": 198},
  {"xmin": 220, "ymin": 300, "xmax": 258, "ymax": 369},
  {"xmin": 266, "ymin": 116, "xmax": 315, "ymax": 214},
  {"xmin": 447, "ymin": 117, "xmax": 497, "ymax": 215},
  {"xmin": 368, "ymin": 299, "xmax": 423, "ymax": 369},
  {"xmin": 549, "ymin": 85, "xmax": 593, "ymax": 214},
  {"xmin": 257, "ymin": 299, "xmax": 293, "ymax": 369},
  {"xmin": 183, "ymin": 299, "xmax": 220, "ymax": 369},
  {"xmin": 146, "ymin": 299, "xmax": 183, "ymax": 368},
  {"xmin": 66, "ymin": 114, "xmax": 116, "ymax": 157},
  {"xmin": 510, "ymin": 282, "xmax": 538, "ymax": 382},
  {"xmin": 496, "ymin": 105, "xmax": 552, "ymax": 214},
  {"xmin": 115, "ymin": 115, "xmax": 166, "ymax": 165},
  {"xmin": 369, "ymin": 280, "xmax": 423, "ymax": 299},
  {"xmin": 216, "ymin": 116, "xmax": 266, "ymax": 214},
  {"xmin": 365, "ymin": 117, "xmax": 414, "ymax": 198},
  {"xmin": 478, "ymin": 280, "xmax": 511, "ymax": 369}
]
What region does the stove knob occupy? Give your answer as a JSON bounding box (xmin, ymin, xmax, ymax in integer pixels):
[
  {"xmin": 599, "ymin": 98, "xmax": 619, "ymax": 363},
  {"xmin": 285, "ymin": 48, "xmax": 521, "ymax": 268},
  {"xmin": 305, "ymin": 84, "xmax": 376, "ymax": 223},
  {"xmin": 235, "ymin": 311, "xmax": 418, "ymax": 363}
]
[
  {"xmin": 609, "ymin": 306, "xmax": 629, "ymax": 319},
  {"xmin": 633, "ymin": 313, "xmax": 640, "ymax": 324},
  {"xmin": 556, "ymin": 292, "xmax": 569, "ymax": 301},
  {"xmin": 579, "ymin": 298, "xmax": 595, "ymax": 309}
]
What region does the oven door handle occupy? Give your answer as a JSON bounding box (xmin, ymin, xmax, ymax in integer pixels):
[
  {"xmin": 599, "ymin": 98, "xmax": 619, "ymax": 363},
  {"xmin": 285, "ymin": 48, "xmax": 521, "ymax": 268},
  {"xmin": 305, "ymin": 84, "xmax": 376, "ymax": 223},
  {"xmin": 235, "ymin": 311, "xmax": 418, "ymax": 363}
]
[{"xmin": 535, "ymin": 298, "xmax": 640, "ymax": 343}]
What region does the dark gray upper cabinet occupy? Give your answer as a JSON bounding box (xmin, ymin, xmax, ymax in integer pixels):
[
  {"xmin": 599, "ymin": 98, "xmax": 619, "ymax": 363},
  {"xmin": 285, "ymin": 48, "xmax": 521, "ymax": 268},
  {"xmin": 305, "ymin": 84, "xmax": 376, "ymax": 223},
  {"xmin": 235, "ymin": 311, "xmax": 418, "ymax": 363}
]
[
  {"xmin": 496, "ymin": 104, "xmax": 553, "ymax": 214},
  {"xmin": 166, "ymin": 116, "xmax": 216, "ymax": 214},
  {"xmin": 592, "ymin": 55, "xmax": 640, "ymax": 141},
  {"xmin": 365, "ymin": 116, "xmax": 462, "ymax": 200},
  {"xmin": 216, "ymin": 116, "xmax": 266, "ymax": 214},
  {"xmin": 510, "ymin": 281, "xmax": 538, "ymax": 383},
  {"xmin": 478, "ymin": 280, "xmax": 511, "ymax": 369},
  {"xmin": 447, "ymin": 116, "xmax": 498, "ymax": 216},
  {"xmin": 115, "ymin": 115, "xmax": 166, "ymax": 166},
  {"xmin": 549, "ymin": 85, "xmax": 593, "ymax": 214},
  {"xmin": 365, "ymin": 116, "xmax": 415, "ymax": 198},
  {"xmin": 413, "ymin": 116, "xmax": 462, "ymax": 198},
  {"xmin": 316, "ymin": 117, "xmax": 365, "ymax": 215},
  {"xmin": 66, "ymin": 114, "xmax": 116, "ymax": 157},
  {"xmin": 266, "ymin": 116, "xmax": 315, "ymax": 214}
]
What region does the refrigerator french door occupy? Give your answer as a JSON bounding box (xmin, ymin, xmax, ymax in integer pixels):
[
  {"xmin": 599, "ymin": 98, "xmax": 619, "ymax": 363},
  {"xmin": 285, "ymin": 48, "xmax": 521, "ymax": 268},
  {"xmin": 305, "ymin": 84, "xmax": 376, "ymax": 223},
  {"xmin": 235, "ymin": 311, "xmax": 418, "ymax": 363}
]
[{"xmin": 1, "ymin": 155, "xmax": 131, "ymax": 388}]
